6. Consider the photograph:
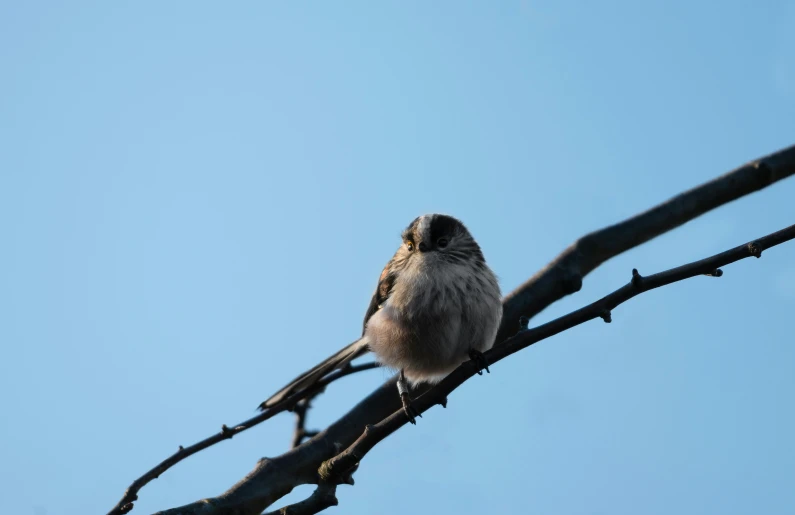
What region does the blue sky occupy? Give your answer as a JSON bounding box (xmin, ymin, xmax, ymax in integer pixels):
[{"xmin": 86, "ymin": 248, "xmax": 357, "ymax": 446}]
[{"xmin": 1, "ymin": 2, "xmax": 794, "ymax": 514}]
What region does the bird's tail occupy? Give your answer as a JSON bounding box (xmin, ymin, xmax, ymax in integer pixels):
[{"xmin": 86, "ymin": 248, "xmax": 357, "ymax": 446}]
[{"xmin": 258, "ymin": 337, "xmax": 370, "ymax": 410}]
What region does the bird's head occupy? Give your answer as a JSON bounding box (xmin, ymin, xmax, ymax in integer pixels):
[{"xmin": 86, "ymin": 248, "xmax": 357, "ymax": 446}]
[{"xmin": 399, "ymin": 214, "xmax": 485, "ymax": 266}]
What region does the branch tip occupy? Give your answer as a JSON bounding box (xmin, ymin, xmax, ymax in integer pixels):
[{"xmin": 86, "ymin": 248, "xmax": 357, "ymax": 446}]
[
  {"xmin": 631, "ymin": 268, "xmax": 643, "ymax": 287},
  {"xmin": 341, "ymin": 465, "xmax": 357, "ymax": 485}
]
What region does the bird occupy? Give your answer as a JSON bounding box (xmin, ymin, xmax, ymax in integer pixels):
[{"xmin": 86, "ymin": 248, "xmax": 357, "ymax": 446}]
[{"xmin": 258, "ymin": 214, "xmax": 503, "ymax": 423}]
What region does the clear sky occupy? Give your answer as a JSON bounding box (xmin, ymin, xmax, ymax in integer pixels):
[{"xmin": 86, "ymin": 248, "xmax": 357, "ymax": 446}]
[{"xmin": 1, "ymin": 2, "xmax": 794, "ymax": 514}]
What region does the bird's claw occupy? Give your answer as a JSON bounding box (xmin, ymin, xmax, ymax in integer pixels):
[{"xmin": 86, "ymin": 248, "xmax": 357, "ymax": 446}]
[
  {"xmin": 468, "ymin": 349, "xmax": 490, "ymax": 375},
  {"xmin": 400, "ymin": 392, "xmax": 421, "ymax": 425}
]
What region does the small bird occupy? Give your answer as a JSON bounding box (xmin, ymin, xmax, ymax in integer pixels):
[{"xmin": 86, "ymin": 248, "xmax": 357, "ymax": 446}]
[{"xmin": 258, "ymin": 214, "xmax": 502, "ymax": 423}]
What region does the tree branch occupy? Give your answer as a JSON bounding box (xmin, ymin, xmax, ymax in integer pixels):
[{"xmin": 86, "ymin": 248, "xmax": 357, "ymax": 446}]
[
  {"xmin": 290, "ymin": 399, "xmax": 316, "ymax": 449},
  {"xmin": 114, "ymin": 143, "xmax": 795, "ymax": 515},
  {"xmin": 495, "ymin": 143, "xmax": 795, "ymax": 343},
  {"xmin": 290, "ymin": 363, "xmax": 380, "ymax": 448},
  {"xmin": 106, "ymin": 363, "xmax": 380, "ymax": 515},
  {"xmin": 319, "ymin": 223, "xmax": 795, "ymax": 485},
  {"xmin": 262, "ymin": 483, "xmax": 339, "ymax": 515}
]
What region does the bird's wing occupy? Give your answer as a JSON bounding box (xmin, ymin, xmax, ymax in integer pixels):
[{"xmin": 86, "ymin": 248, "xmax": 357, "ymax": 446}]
[{"xmin": 361, "ymin": 258, "xmax": 396, "ymax": 335}]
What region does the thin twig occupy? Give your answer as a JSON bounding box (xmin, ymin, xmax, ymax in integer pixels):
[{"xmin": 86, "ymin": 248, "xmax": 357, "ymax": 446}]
[
  {"xmin": 319, "ymin": 223, "xmax": 795, "ymax": 485},
  {"xmin": 291, "ymin": 398, "xmax": 317, "ymax": 449},
  {"xmin": 106, "ymin": 362, "xmax": 380, "ymax": 515},
  {"xmin": 291, "ymin": 364, "xmax": 381, "ymax": 448}
]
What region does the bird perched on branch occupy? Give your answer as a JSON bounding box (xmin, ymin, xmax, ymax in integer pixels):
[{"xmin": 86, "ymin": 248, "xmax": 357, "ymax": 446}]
[{"xmin": 258, "ymin": 214, "xmax": 502, "ymax": 423}]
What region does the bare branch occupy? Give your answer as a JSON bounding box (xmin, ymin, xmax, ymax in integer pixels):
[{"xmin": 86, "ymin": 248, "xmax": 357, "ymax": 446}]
[
  {"xmin": 263, "ymin": 483, "xmax": 339, "ymax": 515},
  {"xmin": 152, "ymin": 457, "xmax": 300, "ymax": 515},
  {"xmin": 495, "ymin": 143, "xmax": 795, "ymax": 343},
  {"xmin": 290, "ymin": 399, "xmax": 313, "ymax": 449},
  {"xmin": 290, "ymin": 363, "xmax": 380, "ymax": 448},
  {"xmin": 106, "ymin": 363, "xmax": 380, "ymax": 515},
  {"xmin": 319, "ymin": 223, "xmax": 795, "ymax": 486},
  {"xmin": 290, "ymin": 399, "xmax": 318, "ymax": 449}
]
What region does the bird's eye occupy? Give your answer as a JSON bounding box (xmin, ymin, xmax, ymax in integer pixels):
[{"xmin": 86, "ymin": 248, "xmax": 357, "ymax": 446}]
[
  {"xmin": 406, "ymin": 242, "xmax": 414, "ymax": 251},
  {"xmin": 437, "ymin": 238, "xmax": 449, "ymax": 248}
]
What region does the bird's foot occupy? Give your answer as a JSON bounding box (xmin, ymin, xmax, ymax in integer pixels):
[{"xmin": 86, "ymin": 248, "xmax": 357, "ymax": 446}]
[
  {"xmin": 400, "ymin": 392, "xmax": 421, "ymax": 424},
  {"xmin": 468, "ymin": 349, "xmax": 490, "ymax": 375},
  {"xmin": 397, "ymin": 373, "xmax": 422, "ymax": 425}
]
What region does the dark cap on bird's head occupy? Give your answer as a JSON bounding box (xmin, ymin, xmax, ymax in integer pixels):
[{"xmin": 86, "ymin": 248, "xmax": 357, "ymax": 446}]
[{"xmin": 401, "ymin": 214, "xmax": 484, "ymax": 264}]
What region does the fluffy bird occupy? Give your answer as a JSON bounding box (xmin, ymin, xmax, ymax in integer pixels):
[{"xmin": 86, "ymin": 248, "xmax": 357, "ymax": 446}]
[{"xmin": 258, "ymin": 214, "xmax": 502, "ymax": 423}]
